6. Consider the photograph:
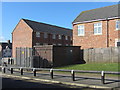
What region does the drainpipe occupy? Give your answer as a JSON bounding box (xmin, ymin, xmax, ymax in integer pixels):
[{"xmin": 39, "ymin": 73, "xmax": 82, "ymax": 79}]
[{"xmin": 106, "ymin": 18, "xmax": 109, "ymax": 47}]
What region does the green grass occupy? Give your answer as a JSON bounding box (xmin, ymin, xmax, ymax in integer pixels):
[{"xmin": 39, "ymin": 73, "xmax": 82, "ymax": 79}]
[{"xmin": 55, "ymin": 63, "xmax": 119, "ymax": 72}]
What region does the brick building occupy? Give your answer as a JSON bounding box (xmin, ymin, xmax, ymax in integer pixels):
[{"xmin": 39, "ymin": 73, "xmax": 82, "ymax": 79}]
[
  {"xmin": 73, "ymin": 4, "xmax": 120, "ymax": 49},
  {"xmin": 12, "ymin": 19, "xmax": 72, "ymax": 58},
  {"xmin": 0, "ymin": 40, "xmax": 12, "ymax": 58}
]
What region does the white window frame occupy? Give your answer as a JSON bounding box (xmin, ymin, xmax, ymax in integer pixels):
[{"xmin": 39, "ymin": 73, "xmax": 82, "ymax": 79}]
[
  {"xmin": 36, "ymin": 32, "xmax": 40, "ymax": 37},
  {"xmin": 44, "ymin": 33, "xmax": 48, "ymax": 38},
  {"xmin": 116, "ymin": 20, "xmax": 120, "ymax": 30},
  {"xmin": 94, "ymin": 23, "xmax": 102, "ymax": 35},
  {"xmin": 58, "ymin": 35, "xmax": 62, "ymax": 39},
  {"xmin": 52, "ymin": 34, "xmax": 56, "ymax": 39},
  {"xmin": 65, "ymin": 36, "xmax": 68, "ymax": 40},
  {"xmin": 78, "ymin": 25, "xmax": 85, "ymax": 36}
]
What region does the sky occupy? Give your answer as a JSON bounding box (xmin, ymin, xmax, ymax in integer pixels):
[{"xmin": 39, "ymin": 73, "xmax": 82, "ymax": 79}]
[{"xmin": 0, "ymin": 2, "xmax": 119, "ymax": 42}]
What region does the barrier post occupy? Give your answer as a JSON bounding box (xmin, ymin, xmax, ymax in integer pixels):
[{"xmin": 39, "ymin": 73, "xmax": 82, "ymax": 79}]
[
  {"xmin": 101, "ymin": 71, "xmax": 105, "ymax": 84},
  {"xmin": 71, "ymin": 70, "xmax": 75, "ymax": 81},
  {"xmin": 20, "ymin": 68, "xmax": 23, "ymax": 75},
  {"xmin": 10, "ymin": 68, "xmax": 13, "ymax": 74},
  {"xmin": 50, "ymin": 69, "xmax": 53, "ymax": 79},
  {"xmin": 2, "ymin": 67, "xmax": 5, "ymax": 73},
  {"xmin": 33, "ymin": 68, "xmax": 36, "ymax": 76}
]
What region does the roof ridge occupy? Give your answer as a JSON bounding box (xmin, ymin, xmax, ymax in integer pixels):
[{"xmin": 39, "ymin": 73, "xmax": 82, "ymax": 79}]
[{"xmin": 22, "ymin": 19, "xmax": 72, "ymax": 31}]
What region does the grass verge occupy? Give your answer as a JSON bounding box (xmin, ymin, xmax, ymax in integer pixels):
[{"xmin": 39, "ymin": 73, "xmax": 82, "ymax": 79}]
[{"xmin": 55, "ymin": 63, "xmax": 120, "ymax": 72}]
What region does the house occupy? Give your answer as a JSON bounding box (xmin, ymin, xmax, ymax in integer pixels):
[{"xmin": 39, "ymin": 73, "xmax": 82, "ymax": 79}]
[
  {"xmin": 0, "ymin": 40, "xmax": 12, "ymax": 62},
  {"xmin": 12, "ymin": 19, "xmax": 72, "ymax": 60},
  {"xmin": 72, "ymin": 4, "xmax": 120, "ymax": 49}
]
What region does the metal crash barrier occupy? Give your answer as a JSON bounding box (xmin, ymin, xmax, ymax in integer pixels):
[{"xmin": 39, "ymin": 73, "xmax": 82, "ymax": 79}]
[{"xmin": 1, "ymin": 66, "xmax": 120, "ymax": 84}]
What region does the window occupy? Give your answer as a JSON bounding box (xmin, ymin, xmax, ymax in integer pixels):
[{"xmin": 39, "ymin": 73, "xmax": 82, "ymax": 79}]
[
  {"xmin": 36, "ymin": 32, "xmax": 40, "ymax": 37},
  {"xmin": 70, "ymin": 37, "xmax": 72, "ymax": 41},
  {"xmin": 36, "ymin": 43, "xmax": 40, "ymax": 46},
  {"xmin": 65, "ymin": 36, "xmax": 68, "ymax": 40},
  {"xmin": 78, "ymin": 25, "xmax": 84, "ymax": 36},
  {"xmin": 44, "ymin": 33, "xmax": 48, "ymax": 38},
  {"xmin": 116, "ymin": 20, "xmax": 120, "ymax": 30},
  {"xmin": 43, "ymin": 43, "xmax": 48, "ymax": 45},
  {"xmin": 94, "ymin": 23, "xmax": 102, "ymax": 35},
  {"xmin": 57, "ymin": 43, "xmax": 62, "ymax": 46},
  {"xmin": 52, "ymin": 34, "xmax": 56, "ymax": 39},
  {"xmin": 66, "ymin": 44, "xmax": 68, "ymax": 46},
  {"xmin": 115, "ymin": 38, "xmax": 120, "ymax": 47},
  {"xmin": 53, "ymin": 43, "xmax": 56, "ymax": 46},
  {"xmin": 58, "ymin": 35, "xmax": 61, "ymax": 39}
]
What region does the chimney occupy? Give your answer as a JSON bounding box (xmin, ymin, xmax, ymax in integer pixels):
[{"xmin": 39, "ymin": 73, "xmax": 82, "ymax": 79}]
[{"xmin": 7, "ymin": 40, "xmax": 10, "ymax": 44}]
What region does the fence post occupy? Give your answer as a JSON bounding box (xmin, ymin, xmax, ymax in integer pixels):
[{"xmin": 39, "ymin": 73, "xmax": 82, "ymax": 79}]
[
  {"xmin": 50, "ymin": 69, "xmax": 53, "ymax": 79},
  {"xmin": 71, "ymin": 70, "xmax": 75, "ymax": 81},
  {"xmin": 20, "ymin": 68, "xmax": 23, "ymax": 75},
  {"xmin": 101, "ymin": 71, "xmax": 105, "ymax": 84},
  {"xmin": 10, "ymin": 68, "xmax": 13, "ymax": 74},
  {"xmin": 2, "ymin": 67, "xmax": 5, "ymax": 73},
  {"xmin": 33, "ymin": 68, "xmax": 36, "ymax": 76}
]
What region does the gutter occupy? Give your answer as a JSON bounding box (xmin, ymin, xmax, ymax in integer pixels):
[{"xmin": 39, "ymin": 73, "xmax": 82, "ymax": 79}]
[
  {"xmin": 106, "ymin": 18, "xmax": 109, "ymax": 47},
  {"xmin": 72, "ymin": 17, "xmax": 120, "ymax": 25}
]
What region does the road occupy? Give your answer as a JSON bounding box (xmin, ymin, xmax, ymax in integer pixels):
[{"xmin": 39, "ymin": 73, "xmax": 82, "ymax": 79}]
[{"xmin": 1, "ymin": 76, "xmax": 97, "ymax": 89}]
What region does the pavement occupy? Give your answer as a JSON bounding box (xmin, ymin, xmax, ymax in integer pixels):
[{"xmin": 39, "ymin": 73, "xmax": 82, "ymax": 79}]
[{"xmin": 0, "ymin": 66, "xmax": 120, "ymax": 89}]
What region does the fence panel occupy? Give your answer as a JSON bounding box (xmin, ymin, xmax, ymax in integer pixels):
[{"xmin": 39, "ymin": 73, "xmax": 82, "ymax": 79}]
[{"xmin": 83, "ymin": 47, "xmax": 120, "ymax": 63}]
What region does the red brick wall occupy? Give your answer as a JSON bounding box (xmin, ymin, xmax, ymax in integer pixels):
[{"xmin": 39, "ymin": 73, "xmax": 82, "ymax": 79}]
[
  {"xmin": 12, "ymin": 19, "xmax": 33, "ymax": 59},
  {"xmin": 12, "ymin": 19, "xmax": 72, "ymax": 60},
  {"xmin": 108, "ymin": 19, "xmax": 120, "ymax": 47},
  {"xmin": 73, "ymin": 19, "xmax": 119, "ymax": 49},
  {"xmin": 33, "ymin": 32, "xmax": 72, "ymax": 46}
]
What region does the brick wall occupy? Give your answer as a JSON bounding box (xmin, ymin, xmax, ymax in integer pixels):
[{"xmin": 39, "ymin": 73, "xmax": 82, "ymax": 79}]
[
  {"xmin": 33, "ymin": 32, "xmax": 72, "ymax": 46},
  {"xmin": 73, "ymin": 19, "xmax": 120, "ymax": 49},
  {"xmin": 12, "ymin": 19, "xmax": 72, "ymax": 61},
  {"xmin": 12, "ymin": 19, "xmax": 33, "ymax": 60}
]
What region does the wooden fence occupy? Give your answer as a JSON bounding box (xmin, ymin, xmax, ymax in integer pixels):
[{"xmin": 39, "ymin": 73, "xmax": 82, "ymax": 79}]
[{"xmin": 81, "ymin": 47, "xmax": 120, "ymax": 63}]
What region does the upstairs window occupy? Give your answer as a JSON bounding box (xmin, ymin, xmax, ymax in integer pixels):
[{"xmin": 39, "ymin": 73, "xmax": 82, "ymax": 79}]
[
  {"xmin": 58, "ymin": 43, "xmax": 62, "ymax": 46},
  {"xmin": 52, "ymin": 34, "xmax": 56, "ymax": 39},
  {"xmin": 65, "ymin": 36, "xmax": 68, "ymax": 40},
  {"xmin": 36, "ymin": 43, "xmax": 40, "ymax": 46},
  {"xmin": 44, "ymin": 33, "xmax": 48, "ymax": 38},
  {"xmin": 94, "ymin": 23, "xmax": 102, "ymax": 35},
  {"xmin": 78, "ymin": 25, "xmax": 84, "ymax": 36},
  {"xmin": 66, "ymin": 44, "xmax": 69, "ymax": 46},
  {"xmin": 116, "ymin": 20, "xmax": 120, "ymax": 30},
  {"xmin": 70, "ymin": 37, "xmax": 72, "ymax": 41},
  {"xmin": 36, "ymin": 32, "xmax": 40, "ymax": 37},
  {"xmin": 58, "ymin": 35, "xmax": 61, "ymax": 39}
]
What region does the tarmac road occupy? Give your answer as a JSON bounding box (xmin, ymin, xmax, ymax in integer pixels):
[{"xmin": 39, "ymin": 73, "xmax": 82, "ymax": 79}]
[{"xmin": 1, "ymin": 75, "xmax": 95, "ymax": 89}]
